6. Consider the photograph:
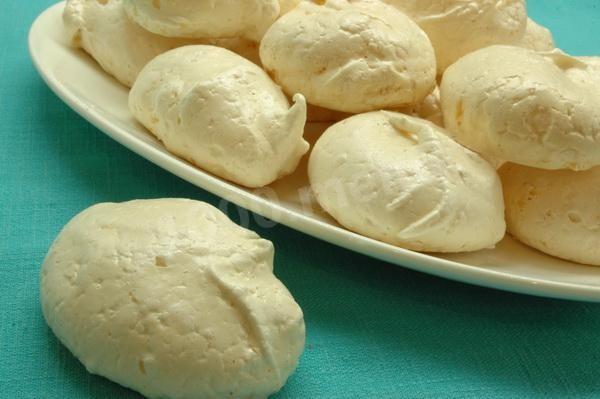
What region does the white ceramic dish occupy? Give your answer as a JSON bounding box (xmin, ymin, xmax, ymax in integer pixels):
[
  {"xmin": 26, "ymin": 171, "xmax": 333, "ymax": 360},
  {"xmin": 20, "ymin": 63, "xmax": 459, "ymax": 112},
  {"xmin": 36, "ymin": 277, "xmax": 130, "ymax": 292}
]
[{"xmin": 29, "ymin": 2, "xmax": 600, "ymax": 302}]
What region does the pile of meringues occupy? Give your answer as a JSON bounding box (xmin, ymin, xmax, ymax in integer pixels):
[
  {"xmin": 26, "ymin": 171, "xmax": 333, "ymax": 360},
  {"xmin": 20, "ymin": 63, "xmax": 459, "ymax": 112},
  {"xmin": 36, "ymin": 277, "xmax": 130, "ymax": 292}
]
[{"xmin": 64, "ymin": 0, "xmax": 600, "ymax": 266}]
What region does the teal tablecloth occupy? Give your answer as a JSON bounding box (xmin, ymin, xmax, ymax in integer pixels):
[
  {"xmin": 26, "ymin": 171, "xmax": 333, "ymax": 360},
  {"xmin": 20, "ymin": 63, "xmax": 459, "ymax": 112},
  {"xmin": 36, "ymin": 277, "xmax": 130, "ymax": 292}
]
[{"xmin": 2, "ymin": 1, "xmax": 600, "ymax": 398}]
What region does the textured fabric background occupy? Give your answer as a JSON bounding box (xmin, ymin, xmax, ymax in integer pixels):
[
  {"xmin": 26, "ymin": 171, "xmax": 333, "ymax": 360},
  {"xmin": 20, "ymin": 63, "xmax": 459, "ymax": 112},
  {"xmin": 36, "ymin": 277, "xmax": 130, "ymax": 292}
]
[{"xmin": 1, "ymin": 1, "xmax": 600, "ymax": 398}]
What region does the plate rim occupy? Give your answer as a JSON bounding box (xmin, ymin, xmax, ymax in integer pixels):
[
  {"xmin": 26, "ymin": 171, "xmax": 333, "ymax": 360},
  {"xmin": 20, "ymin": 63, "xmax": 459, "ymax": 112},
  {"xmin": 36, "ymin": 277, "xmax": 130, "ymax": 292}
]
[{"xmin": 28, "ymin": 1, "xmax": 600, "ymax": 302}]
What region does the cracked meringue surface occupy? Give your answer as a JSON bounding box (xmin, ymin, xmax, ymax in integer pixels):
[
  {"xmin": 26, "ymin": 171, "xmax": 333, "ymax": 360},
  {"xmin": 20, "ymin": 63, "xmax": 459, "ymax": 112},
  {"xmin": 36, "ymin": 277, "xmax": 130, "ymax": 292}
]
[
  {"xmin": 40, "ymin": 199, "xmax": 305, "ymax": 399},
  {"xmin": 129, "ymin": 45, "xmax": 308, "ymax": 188},
  {"xmin": 382, "ymin": 0, "xmax": 527, "ymax": 74},
  {"xmin": 500, "ymin": 164, "xmax": 600, "ymax": 266},
  {"xmin": 440, "ymin": 46, "xmax": 600, "ymax": 171},
  {"xmin": 308, "ymin": 111, "xmax": 506, "ymax": 253},
  {"xmin": 260, "ymin": 0, "xmax": 436, "ymax": 113}
]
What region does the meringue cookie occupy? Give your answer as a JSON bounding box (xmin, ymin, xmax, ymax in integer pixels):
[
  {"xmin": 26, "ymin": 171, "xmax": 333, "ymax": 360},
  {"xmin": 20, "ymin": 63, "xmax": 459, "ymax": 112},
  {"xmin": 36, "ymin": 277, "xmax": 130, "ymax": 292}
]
[
  {"xmin": 63, "ymin": 0, "xmax": 192, "ymax": 87},
  {"xmin": 123, "ymin": 0, "xmax": 281, "ymax": 41},
  {"xmin": 500, "ymin": 164, "xmax": 600, "ymax": 266},
  {"xmin": 382, "ymin": 0, "xmax": 527, "ymax": 74},
  {"xmin": 308, "ymin": 111, "xmax": 506, "ymax": 252},
  {"xmin": 260, "ymin": 0, "xmax": 436, "ymax": 113},
  {"xmin": 440, "ymin": 46, "xmax": 600, "ymax": 171},
  {"xmin": 40, "ymin": 199, "xmax": 305, "ymax": 399},
  {"xmin": 519, "ymin": 18, "xmax": 555, "ymax": 52},
  {"xmin": 41, "ymin": 199, "xmax": 305, "ymax": 399},
  {"xmin": 129, "ymin": 45, "xmax": 308, "ymax": 188}
]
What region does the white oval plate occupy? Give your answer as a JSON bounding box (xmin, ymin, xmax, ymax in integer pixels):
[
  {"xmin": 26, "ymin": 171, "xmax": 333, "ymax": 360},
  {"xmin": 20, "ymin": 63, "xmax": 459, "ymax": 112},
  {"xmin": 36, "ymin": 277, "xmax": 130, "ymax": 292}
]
[{"xmin": 29, "ymin": 2, "xmax": 600, "ymax": 302}]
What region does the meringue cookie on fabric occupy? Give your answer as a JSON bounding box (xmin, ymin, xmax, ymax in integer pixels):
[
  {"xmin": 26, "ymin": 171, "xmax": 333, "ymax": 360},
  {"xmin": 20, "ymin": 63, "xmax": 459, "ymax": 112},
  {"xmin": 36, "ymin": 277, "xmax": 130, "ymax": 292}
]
[
  {"xmin": 260, "ymin": 0, "xmax": 437, "ymax": 113},
  {"xmin": 63, "ymin": 0, "xmax": 192, "ymax": 87},
  {"xmin": 519, "ymin": 18, "xmax": 555, "ymax": 52},
  {"xmin": 500, "ymin": 164, "xmax": 600, "ymax": 266},
  {"xmin": 440, "ymin": 46, "xmax": 600, "ymax": 171},
  {"xmin": 123, "ymin": 0, "xmax": 281, "ymax": 41},
  {"xmin": 129, "ymin": 45, "xmax": 308, "ymax": 188},
  {"xmin": 309, "ymin": 111, "xmax": 506, "ymax": 253},
  {"xmin": 382, "ymin": 0, "xmax": 527, "ymax": 74},
  {"xmin": 40, "ymin": 199, "xmax": 305, "ymax": 399}
]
